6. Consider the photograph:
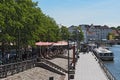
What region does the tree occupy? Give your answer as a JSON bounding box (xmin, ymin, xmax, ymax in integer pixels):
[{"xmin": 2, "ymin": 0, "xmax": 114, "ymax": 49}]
[
  {"xmin": 70, "ymin": 26, "xmax": 84, "ymax": 42},
  {"xmin": 40, "ymin": 16, "xmax": 61, "ymax": 42},
  {"xmin": 117, "ymin": 26, "xmax": 120, "ymax": 30},
  {"xmin": 0, "ymin": 0, "xmax": 64, "ymax": 58},
  {"xmin": 107, "ymin": 33, "xmax": 115, "ymax": 40},
  {"xmin": 60, "ymin": 26, "xmax": 70, "ymax": 41},
  {"xmin": 110, "ymin": 27, "xmax": 116, "ymax": 30},
  {"xmin": 0, "ymin": 0, "xmax": 61, "ymax": 48}
]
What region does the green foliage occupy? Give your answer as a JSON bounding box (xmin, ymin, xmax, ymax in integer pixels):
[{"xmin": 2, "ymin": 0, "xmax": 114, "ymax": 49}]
[
  {"xmin": 107, "ymin": 32, "xmax": 115, "ymax": 40},
  {"xmin": 70, "ymin": 26, "xmax": 84, "ymax": 41},
  {"xmin": 110, "ymin": 26, "xmax": 120, "ymax": 30},
  {"xmin": 60, "ymin": 26, "xmax": 70, "ymax": 41},
  {"xmin": 0, "ymin": 0, "xmax": 61, "ymax": 48},
  {"xmin": 117, "ymin": 26, "xmax": 120, "ymax": 30}
]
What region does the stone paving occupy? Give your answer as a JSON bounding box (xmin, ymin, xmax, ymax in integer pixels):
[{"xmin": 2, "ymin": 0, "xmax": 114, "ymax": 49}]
[
  {"xmin": 74, "ymin": 52, "xmax": 108, "ymax": 80},
  {"xmin": 1, "ymin": 67, "xmax": 65, "ymax": 80},
  {"xmin": 49, "ymin": 49, "xmax": 73, "ymax": 70}
]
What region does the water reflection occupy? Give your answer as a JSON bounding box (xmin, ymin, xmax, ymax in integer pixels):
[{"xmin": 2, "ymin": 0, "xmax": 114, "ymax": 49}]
[{"xmin": 104, "ymin": 45, "xmax": 120, "ymax": 80}]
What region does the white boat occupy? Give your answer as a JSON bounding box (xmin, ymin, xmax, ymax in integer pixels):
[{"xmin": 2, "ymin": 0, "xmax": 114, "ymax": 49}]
[
  {"xmin": 87, "ymin": 43, "xmax": 97, "ymax": 51},
  {"xmin": 93, "ymin": 47, "xmax": 114, "ymax": 61}
]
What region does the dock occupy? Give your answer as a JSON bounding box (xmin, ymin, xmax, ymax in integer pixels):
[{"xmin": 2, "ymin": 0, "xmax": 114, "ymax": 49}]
[{"xmin": 74, "ymin": 52, "xmax": 109, "ymax": 80}]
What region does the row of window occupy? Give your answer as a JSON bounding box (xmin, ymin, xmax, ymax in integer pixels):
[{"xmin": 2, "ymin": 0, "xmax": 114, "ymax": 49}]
[{"xmin": 99, "ymin": 53, "xmax": 113, "ymax": 56}]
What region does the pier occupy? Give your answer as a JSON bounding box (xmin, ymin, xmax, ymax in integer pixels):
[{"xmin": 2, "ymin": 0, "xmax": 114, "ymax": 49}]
[{"xmin": 74, "ymin": 52, "xmax": 115, "ymax": 80}]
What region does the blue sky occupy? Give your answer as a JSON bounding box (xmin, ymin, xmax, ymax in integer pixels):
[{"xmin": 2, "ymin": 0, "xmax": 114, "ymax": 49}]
[{"xmin": 33, "ymin": 0, "xmax": 120, "ymax": 27}]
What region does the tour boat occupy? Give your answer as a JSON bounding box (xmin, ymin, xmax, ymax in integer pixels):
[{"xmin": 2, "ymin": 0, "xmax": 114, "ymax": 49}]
[{"xmin": 93, "ymin": 47, "xmax": 114, "ymax": 61}]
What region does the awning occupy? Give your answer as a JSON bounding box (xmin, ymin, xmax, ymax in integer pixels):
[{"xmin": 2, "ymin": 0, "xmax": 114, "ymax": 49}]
[
  {"xmin": 35, "ymin": 41, "xmax": 68, "ymax": 46},
  {"xmin": 53, "ymin": 41, "xmax": 68, "ymax": 46},
  {"xmin": 35, "ymin": 42, "xmax": 53, "ymax": 46}
]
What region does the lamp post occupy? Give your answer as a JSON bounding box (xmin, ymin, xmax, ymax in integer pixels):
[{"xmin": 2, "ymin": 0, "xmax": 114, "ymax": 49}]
[
  {"xmin": 67, "ymin": 39, "xmax": 70, "ymax": 80},
  {"xmin": 76, "ymin": 29, "xmax": 80, "ymax": 62},
  {"xmin": 76, "ymin": 29, "xmax": 80, "ymax": 52}
]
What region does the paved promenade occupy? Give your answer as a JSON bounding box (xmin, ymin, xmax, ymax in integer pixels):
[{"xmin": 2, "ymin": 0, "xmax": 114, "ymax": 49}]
[{"xmin": 74, "ymin": 52, "xmax": 108, "ymax": 80}]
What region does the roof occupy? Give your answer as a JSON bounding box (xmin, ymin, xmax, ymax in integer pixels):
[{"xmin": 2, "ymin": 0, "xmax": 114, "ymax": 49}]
[
  {"xmin": 35, "ymin": 41, "xmax": 68, "ymax": 46},
  {"xmin": 112, "ymin": 30, "xmax": 120, "ymax": 36},
  {"xmin": 94, "ymin": 47, "xmax": 112, "ymax": 53}
]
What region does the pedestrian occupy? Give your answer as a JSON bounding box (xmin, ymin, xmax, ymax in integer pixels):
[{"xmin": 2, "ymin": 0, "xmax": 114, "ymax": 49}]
[{"xmin": 87, "ymin": 46, "xmax": 89, "ymax": 53}]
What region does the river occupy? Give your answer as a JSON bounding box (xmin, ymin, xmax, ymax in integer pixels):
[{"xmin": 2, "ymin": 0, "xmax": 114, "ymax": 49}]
[{"xmin": 104, "ymin": 45, "xmax": 120, "ymax": 80}]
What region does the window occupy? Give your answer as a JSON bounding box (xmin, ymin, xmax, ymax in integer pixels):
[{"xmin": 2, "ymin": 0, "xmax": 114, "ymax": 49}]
[
  {"xmin": 99, "ymin": 53, "xmax": 103, "ymax": 56},
  {"xmin": 104, "ymin": 53, "xmax": 109, "ymax": 56},
  {"xmin": 110, "ymin": 53, "xmax": 113, "ymax": 56}
]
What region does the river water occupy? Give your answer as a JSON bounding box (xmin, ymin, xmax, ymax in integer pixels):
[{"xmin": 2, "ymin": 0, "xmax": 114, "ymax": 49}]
[{"xmin": 104, "ymin": 45, "xmax": 120, "ymax": 80}]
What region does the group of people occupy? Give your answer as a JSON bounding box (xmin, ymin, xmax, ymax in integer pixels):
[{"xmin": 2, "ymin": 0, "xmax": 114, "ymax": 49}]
[
  {"xmin": 80, "ymin": 43, "xmax": 98, "ymax": 54},
  {"xmin": 0, "ymin": 45, "xmax": 68, "ymax": 64},
  {"xmin": 80, "ymin": 44, "xmax": 89, "ymax": 53},
  {"xmin": 39, "ymin": 46, "xmax": 67, "ymax": 59}
]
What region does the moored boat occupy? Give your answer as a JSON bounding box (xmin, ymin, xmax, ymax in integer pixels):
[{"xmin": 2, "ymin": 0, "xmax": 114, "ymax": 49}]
[{"xmin": 93, "ymin": 47, "xmax": 114, "ymax": 61}]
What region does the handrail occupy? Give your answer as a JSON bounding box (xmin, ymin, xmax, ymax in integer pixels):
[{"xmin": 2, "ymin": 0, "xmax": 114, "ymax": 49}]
[
  {"xmin": 40, "ymin": 59, "xmax": 67, "ymax": 73},
  {"xmin": 0, "ymin": 59, "xmax": 37, "ymax": 78},
  {"xmin": 92, "ymin": 52, "xmax": 116, "ymax": 80}
]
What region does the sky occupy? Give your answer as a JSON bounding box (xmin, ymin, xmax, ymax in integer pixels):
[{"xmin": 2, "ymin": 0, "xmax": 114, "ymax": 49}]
[{"xmin": 33, "ymin": 0, "xmax": 120, "ymax": 27}]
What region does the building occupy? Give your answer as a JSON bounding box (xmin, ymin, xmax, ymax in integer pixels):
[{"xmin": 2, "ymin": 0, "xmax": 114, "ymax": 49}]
[
  {"xmin": 68, "ymin": 24, "xmax": 112, "ymax": 43},
  {"xmin": 68, "ymin": 25, "xmax": 77, "ymax": 34},
  {"xmin": 111, "ymin": 30, "xmax": 120, "ymax": 40},
  {"xmin": 80, "ymin": 24, "xmax": 112, "ymax": 43},
  {"xmin": 79, "ymin": 24, "xmax": 90, "ymax": 43}
]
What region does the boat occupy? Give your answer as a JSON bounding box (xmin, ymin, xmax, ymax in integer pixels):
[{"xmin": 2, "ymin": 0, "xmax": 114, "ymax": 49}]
[
  {"xmin": 93, "ymin": 47, "xmax": 114, "ymax": 61},
  {"xmin": 87, "ymin": 43, "xmax": 97, "ymax": 51}
]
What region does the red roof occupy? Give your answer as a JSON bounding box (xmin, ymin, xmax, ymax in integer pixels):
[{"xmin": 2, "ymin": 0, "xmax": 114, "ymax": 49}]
[{"xmin": 112, "ymin": 30, "xmax": 119, "ymax": 36}]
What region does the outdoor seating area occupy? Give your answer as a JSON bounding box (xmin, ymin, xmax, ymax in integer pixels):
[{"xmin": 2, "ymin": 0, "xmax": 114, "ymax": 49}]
[
  {"xmin": 0, "ymin": 41, "xmax": 71, "ymax": 79},
  {"xmin": 35, "ymin": 41, "xmax": 68, "ymax": 60},
  {"xmin": 0, "ymin": 41, "xmax": 68, "ymax": 65}
]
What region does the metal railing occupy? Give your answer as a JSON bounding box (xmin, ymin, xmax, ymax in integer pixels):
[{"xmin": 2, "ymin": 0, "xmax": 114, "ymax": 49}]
[
  {"xmin": 0, "ymin": 59, "xmax": 37, "ymax": 78},
  {"xmin": 98, "ymin": 60, "xmax": 116, "ymax": 80},
  {"xmin": 92, "ymin": 52, "xmax": 116, "ymax": 80},
  {"xmin": 39, "ymin": 58, "xmax": 67, "ymax": 73}
]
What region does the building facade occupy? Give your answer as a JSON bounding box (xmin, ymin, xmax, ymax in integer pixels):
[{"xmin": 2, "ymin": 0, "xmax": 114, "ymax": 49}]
[
  {"xmin": 80, "ymin": 24, "xmax": 112, "ymax": 43},
  {"xmin": 68, "ymin": 25, "xmax": 77, "ymax": 34}
]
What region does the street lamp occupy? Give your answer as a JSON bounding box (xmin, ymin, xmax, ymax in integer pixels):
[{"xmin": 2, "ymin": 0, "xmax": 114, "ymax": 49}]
[
  {"xmin": 67, "ymin": 39, "xmax": 70, "ymax": 80},
  {"xmin": 68, "ymin": 39, "xmax": 76, "ymax": 80},
  {"xmin": 76, "ymin": 29, "xmax": 80, "ymax": 52},
  {"xmin": 76, "ymin": 29, "xmax": 80, "ymax": 62}
]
